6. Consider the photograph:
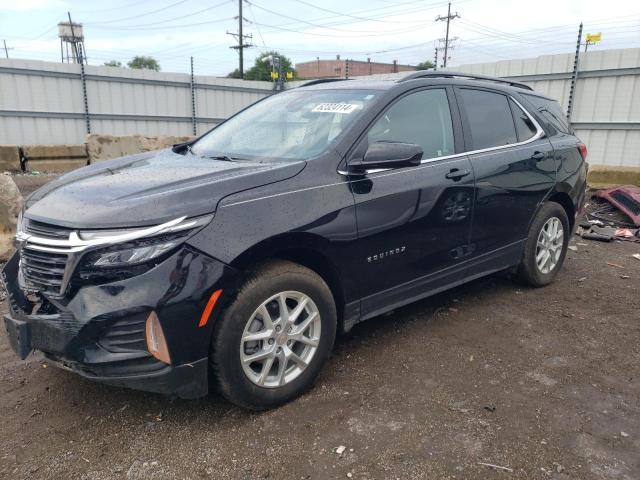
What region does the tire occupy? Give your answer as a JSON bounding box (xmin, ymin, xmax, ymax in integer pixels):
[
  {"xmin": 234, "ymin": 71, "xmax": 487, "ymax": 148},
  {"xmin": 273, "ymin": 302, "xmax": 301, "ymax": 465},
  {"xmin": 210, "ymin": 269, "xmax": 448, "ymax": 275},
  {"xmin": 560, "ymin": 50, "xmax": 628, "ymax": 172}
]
[
  {"xmin": 210, "ymin": 260, "xmax": 337, "ymax": 410},
  {"xmin": 517, "ymin": 201, "xmax": 570, "ymax": 287}
]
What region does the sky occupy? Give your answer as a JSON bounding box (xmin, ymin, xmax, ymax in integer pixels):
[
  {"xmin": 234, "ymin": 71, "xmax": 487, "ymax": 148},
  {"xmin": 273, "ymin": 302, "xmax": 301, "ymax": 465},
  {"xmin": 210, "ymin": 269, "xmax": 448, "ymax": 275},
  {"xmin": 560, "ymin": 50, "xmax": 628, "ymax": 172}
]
[{"xmin": 0, "ymin": 0, "xmax": 639, "ymax": 76}]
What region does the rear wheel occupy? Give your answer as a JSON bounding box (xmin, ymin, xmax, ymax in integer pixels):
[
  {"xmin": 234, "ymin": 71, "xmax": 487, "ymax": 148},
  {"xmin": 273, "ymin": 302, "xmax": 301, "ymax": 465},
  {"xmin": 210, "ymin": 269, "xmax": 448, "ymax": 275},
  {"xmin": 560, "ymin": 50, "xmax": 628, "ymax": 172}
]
[
  {"xmin": 210, "ymin": 260, "xmax": 336, "ymax": 410},
  {"xmin": 517, "ymin": 202, "xmax": 570, "ymax": 287}
]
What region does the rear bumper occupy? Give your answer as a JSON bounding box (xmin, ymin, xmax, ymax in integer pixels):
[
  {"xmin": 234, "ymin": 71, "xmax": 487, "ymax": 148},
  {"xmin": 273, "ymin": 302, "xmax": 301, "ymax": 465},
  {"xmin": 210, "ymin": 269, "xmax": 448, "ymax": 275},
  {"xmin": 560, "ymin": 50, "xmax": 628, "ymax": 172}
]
[{"xmin": 1, "ymin": 246, "xmax": 239, "ymax": 399}]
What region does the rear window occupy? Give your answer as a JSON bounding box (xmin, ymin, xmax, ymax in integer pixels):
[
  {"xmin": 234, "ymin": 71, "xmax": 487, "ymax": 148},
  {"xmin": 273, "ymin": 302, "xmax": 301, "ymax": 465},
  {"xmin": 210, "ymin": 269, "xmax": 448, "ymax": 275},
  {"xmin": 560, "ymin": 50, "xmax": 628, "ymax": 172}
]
[
  {"xmin": 521, "ymin": 93, "xmax": 570, "ymax": 134},
  {"xmin": 460, "ymin": 89, "xmax": 517, "ymax": 150}
]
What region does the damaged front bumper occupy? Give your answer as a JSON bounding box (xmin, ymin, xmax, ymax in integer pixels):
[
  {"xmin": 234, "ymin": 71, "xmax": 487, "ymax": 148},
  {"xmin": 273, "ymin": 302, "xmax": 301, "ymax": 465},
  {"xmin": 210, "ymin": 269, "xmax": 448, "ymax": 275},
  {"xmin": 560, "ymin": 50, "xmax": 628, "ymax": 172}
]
[{"xmin": 2, "ymin": 246, "xmax": 238, "ymax": 399}]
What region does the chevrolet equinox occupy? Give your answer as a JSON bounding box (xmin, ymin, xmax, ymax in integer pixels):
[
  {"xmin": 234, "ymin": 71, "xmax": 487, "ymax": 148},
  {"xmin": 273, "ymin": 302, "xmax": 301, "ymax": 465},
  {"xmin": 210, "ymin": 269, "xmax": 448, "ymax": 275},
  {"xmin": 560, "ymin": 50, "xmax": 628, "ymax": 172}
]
[{"xmin": 2, "ymin": 72, "xmax": 587, "ymax": 409}]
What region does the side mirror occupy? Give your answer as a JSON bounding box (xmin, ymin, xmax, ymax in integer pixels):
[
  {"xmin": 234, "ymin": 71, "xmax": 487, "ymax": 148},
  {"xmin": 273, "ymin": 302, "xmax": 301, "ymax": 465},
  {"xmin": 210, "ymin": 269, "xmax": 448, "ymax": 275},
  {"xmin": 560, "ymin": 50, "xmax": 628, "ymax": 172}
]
[{"xmin": 349, "ymin": 141, "xmax": 423, "ymax": 173}]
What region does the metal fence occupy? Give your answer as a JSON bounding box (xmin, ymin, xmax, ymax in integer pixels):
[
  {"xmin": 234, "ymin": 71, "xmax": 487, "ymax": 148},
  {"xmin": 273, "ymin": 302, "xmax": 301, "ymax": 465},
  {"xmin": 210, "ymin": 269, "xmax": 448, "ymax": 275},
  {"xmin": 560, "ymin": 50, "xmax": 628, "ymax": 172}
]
[
  {"xmin": 456, "ymin": 47, "xmax": 640, "ymax": 168},
  {"xmin": 337, "ymin": 47, "xmax": 640, "ymax": 168},
  {"xmin": 1, "ymin": 48, "xmax": 639, "ymax": 168},
  {"xmin": 0, "ymin": 58, "xmax": 273, "ymax": 145}
]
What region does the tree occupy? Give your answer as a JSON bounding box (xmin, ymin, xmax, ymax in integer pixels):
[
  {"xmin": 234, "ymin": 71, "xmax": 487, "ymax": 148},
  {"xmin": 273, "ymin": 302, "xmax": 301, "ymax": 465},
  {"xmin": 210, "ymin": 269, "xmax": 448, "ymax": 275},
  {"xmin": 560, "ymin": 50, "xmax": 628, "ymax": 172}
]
[
  {"xmin": 104, "ymin": 60, "xmax": 122, "ymax": 68},
  {"xmin": 227, "ymin": 51, "xmax": 295, "ymax": 81},
  {"xmin": 415, "ymin": 60, "xmax": 435, "ymax": 70},
  {"xmin": 127, "ymin": 56, "xmax": 160, "ymax": 71}
]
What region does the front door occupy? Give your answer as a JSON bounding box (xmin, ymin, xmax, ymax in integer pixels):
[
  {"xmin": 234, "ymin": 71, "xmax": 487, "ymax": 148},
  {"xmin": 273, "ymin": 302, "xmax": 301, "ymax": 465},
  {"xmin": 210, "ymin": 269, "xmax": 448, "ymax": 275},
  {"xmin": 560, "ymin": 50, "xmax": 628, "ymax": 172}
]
[
  {"xmin": 455, "ymin": 87, "xmax": 556, "ymax": 275},
  {"xmin": 347, "ymin": 87, "xmax": 475, "ymax": 320}
]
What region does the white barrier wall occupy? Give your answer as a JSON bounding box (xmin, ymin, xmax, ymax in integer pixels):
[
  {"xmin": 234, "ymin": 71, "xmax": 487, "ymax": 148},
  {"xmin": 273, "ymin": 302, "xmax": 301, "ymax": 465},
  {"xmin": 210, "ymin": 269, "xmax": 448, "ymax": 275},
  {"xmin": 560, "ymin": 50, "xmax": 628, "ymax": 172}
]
[
  {"xmin": 0, "ymin": 59, "xmax": 274, "ymax": 144},
  {"xmin": 1, "ymin": 48, "xmax": 639, "ymax": 167}
]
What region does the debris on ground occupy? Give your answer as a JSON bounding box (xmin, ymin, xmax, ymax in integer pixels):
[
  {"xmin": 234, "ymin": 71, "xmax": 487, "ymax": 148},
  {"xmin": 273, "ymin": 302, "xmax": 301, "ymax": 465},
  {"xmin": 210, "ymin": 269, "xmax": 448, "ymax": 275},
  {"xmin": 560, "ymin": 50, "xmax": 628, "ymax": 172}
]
[
  {"xmin": 592, "ymin": 185, "xmax": 640, "ymax": 227},
  {"xmin": 606, "ymin": 262, "xmax": 625, "ymax": 269},
  {"xmin": 633, "ymin": 253, "xmax": 640, "ymax": 261},
  {"xmin": 615, "ymin": 228, "xmax": 636, "ymax": 238},
  {"xmin": 478, "ymin": 462, "xmax": 513, "ymax": 473},
  {"xmin": 335, "ymin": 446, "xmax": 346, "ymax": 455},
  {"xmin": 579, "ymin": 194, "xmax": 640, "ymax": 244}
]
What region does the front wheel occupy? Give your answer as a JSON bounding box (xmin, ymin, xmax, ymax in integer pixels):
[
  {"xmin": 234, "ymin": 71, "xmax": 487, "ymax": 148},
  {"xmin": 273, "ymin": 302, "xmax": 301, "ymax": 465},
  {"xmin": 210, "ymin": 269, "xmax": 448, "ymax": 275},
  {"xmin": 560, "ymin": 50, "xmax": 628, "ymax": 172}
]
[
  {"xmin": 210, "ymin": 260, "xmax": 337, "ymax": 410},
  {"xmin": 517, "ymin": 201, "xmax": 570, "ymax": 287}
]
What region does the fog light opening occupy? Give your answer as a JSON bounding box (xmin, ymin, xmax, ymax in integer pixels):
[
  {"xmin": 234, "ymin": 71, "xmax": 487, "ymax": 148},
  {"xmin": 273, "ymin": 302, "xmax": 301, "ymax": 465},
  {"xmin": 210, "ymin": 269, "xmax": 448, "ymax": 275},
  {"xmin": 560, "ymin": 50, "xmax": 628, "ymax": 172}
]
[{"xmin": 146, "ymin": 311, "xmax": 171, "ymax": 364}]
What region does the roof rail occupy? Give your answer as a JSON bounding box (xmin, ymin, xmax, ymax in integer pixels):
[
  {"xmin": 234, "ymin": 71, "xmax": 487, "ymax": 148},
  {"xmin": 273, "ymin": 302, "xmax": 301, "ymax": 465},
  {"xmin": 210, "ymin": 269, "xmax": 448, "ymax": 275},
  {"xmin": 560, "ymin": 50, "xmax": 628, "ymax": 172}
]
[
  {"xmin": 398, "ymin": 70, "xmax": 533, "ymax": 91},
  {"xmin": 299, "ymin": 78, "xmax": 351, "ymax": 87}
]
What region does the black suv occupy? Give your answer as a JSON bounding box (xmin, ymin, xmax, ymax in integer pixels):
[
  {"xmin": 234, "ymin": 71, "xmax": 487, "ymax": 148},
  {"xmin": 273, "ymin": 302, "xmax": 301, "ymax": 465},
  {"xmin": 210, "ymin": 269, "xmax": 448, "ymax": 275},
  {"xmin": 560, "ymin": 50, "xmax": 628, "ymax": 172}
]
[{"xmin": 2, "ymin": 72, "xmax": 587, "ymax": 409}]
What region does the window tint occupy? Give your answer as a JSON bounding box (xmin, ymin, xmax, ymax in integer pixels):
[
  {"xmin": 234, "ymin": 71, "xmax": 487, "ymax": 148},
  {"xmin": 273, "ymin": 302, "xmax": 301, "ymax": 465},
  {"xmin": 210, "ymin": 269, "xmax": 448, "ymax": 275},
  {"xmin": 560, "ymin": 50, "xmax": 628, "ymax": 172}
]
[
  {"xmin": 510, "ymin": 98, "xmax": 537, "ymax": 141},
  {"xmin": 521, "ymin": 93, "xmax": 570, "ymax": 134},
  {"xmin": 367, "ymin": 89, "xmax": 454, "ymax": 159},
  {"xmin": 460, "ymin": 89, "xmax": 517, "ymax": 149}
]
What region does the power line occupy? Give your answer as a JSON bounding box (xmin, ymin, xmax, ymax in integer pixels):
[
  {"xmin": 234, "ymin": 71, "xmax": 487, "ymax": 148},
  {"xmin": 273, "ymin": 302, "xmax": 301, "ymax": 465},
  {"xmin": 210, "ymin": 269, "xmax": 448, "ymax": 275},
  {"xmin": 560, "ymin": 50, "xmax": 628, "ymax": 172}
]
[
  {"xmin": 87, "ymin": 0, "xmax": 232, "ymax": 29},
  {"xmin": 85, "ymin": 0, "xmax": 193, "ymax": 26},
  {"xmin": 247, "ymin": 0, "xmax": 443, "ymax": 34}
]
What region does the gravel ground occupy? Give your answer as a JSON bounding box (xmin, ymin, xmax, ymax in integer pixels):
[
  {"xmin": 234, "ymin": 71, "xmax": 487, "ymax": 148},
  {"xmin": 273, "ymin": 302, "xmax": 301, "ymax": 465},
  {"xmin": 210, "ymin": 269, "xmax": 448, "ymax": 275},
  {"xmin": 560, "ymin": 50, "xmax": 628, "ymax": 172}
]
[{"xmin": 1, "ymin": 231, "xmax": 639, "ymax": 479}]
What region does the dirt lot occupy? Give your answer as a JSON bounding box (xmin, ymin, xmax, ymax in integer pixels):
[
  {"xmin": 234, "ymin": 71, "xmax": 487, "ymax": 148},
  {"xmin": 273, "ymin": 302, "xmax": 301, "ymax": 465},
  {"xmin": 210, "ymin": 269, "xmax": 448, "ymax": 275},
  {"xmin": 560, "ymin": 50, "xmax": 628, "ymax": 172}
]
[{"xmin": 1, "ymin": 235, "xmax": 639, "ymax": 480}]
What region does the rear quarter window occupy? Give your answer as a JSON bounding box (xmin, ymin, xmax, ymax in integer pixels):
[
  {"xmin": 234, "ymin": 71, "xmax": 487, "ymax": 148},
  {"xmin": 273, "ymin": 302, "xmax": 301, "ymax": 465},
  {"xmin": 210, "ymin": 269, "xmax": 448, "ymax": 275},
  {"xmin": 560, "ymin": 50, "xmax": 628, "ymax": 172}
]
[{"xmin": 521, "ymin": 93, "xmax": 570, "ymax": 134}]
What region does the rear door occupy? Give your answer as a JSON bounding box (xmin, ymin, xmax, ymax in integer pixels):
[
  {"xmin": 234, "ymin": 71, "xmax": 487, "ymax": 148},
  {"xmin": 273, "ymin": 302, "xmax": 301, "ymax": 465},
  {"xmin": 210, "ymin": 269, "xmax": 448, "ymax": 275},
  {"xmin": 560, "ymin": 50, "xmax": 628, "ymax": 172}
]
[
  {"xmin": 455, "ymin": 87, "xmax": 556, "ymax": 275},
  {"xmin": 347, "ymin": 86, "xmax": 475, "ymax": 319}
]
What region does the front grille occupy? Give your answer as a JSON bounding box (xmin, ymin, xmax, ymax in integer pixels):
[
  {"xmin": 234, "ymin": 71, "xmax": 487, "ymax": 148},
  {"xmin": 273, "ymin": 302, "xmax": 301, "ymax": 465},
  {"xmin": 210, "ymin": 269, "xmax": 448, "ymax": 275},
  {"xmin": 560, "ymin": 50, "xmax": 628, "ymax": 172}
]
[
  {"xmin": 20, "ymin": 247, "xmax": 68, "ymax": 295},
  {"xmin": 19, "ymin": 220, "xmax": 73, "ymax": 297}
]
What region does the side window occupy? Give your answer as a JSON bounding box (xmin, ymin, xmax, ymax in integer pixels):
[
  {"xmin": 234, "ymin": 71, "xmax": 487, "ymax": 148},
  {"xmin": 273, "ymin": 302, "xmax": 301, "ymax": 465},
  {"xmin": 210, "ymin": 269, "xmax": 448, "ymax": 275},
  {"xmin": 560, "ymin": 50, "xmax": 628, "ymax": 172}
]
[
  {"xmin": 509, "ymin": 98, "xmax": 537, "ymax": 141},
  {"xmin": 367, "ymin": 89, "xmax": 455, "ymax": 160},
  {"xmin": 521, "ymin": 93, "xmax": 570, "ymax": 134},
  {"xmin": 460, "ymin": 89, "xmax": 517, "ymax": 150}
]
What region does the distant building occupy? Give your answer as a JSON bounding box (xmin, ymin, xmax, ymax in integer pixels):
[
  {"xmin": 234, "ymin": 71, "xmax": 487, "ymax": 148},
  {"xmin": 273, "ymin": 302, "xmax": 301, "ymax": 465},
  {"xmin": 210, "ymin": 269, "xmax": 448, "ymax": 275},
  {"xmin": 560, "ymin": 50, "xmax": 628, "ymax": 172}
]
[{"xmin": 295, "ymin": 56, "xmax": 417, "ymax": 79}]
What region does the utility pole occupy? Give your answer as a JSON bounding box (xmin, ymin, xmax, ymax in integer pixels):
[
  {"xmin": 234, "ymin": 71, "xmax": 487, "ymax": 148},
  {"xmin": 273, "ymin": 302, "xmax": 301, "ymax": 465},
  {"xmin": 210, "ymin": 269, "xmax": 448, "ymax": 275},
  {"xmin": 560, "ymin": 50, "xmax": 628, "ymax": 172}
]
[
  {"xmin": 434, "ymin": 46, "xmax": 438, "ymax": 70},
  {"xmin": 435, "ymin": 2, "xmax": 460, "ymax": 68},
  {"xmin": 2, "ymin": 40, "xmax": 14, "ymax": 59},
  {"xmin": 227, "ymin": 0, "xmax": 253, "ymax": 78}
]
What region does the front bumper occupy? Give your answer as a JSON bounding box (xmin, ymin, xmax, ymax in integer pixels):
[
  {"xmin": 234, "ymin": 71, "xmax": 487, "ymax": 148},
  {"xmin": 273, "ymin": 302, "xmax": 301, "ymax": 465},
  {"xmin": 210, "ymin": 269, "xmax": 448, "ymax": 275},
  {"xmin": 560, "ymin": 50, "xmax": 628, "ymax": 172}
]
[{"xmin": 1, "ymin": 246, "xmax": 239, "ymax": 399}]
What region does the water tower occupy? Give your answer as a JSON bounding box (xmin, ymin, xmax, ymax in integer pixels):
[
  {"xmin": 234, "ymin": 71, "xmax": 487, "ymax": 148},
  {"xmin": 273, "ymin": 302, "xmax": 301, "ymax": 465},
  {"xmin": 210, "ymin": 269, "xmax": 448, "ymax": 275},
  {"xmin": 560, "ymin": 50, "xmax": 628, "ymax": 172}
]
[{"xmin": 58, "ymin": 21, "xmax": 86, "ymax": 64}]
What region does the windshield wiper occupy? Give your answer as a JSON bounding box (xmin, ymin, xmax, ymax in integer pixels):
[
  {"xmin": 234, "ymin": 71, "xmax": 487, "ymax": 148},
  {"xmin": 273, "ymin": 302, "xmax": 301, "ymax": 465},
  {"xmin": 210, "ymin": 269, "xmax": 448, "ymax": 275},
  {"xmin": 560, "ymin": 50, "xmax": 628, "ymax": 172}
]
[
  {"xmin": 202, "ymin": 153, "xmax": 251, "ymax": 162},
  {"xmin": 208, "ymin": 154, "xmax": 235, "ymax": 162}
]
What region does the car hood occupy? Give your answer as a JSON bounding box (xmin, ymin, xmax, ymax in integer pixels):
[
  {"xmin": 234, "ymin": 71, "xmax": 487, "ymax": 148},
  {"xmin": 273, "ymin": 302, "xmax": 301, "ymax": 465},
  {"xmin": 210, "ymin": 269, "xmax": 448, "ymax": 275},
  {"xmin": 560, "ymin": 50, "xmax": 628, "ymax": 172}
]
[{"xmin": 24, "ymin": 149, "xmax": 306, "ymax": 229}]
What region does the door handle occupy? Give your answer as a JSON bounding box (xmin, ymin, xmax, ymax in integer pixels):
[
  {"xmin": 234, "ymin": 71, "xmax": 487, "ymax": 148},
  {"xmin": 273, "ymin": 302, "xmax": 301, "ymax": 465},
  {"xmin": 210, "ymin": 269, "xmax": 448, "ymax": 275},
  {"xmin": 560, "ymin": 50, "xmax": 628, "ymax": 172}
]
[
  {"xmin": 531, "ymin": 151, "xmax": 545, "ymax": 161},
  {"xmin": 445, "ymin": 168, "xmax": 471, "ymax": 181}
]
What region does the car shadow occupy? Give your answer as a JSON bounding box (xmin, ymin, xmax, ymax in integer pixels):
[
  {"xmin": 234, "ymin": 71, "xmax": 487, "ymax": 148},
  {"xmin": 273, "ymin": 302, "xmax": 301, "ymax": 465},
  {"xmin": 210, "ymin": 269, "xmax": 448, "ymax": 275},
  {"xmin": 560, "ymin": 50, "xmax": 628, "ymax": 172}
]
[{"xmin": 46, "ymin": 271, "xmax": 519, "ymax": 424}]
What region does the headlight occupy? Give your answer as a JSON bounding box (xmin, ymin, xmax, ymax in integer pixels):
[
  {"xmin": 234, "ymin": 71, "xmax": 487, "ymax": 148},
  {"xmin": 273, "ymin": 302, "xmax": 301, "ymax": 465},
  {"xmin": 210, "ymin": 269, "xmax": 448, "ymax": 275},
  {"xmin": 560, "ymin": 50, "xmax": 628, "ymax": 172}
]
[
  {"xmin": 90, "ymin": 239, "xmax": 181, "ymax": 267},
  {"xmin": 81, "ymin": 215, "xmax": 212, "ymax": 269}
]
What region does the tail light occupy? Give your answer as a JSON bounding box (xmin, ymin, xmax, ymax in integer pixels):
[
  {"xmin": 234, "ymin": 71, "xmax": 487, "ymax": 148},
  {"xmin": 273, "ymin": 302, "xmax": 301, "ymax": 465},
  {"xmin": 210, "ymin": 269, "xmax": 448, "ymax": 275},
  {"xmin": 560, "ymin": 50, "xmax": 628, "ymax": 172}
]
[{"xmin": 578, "ymin": 142, "xmax": 587, "ymax": 160}]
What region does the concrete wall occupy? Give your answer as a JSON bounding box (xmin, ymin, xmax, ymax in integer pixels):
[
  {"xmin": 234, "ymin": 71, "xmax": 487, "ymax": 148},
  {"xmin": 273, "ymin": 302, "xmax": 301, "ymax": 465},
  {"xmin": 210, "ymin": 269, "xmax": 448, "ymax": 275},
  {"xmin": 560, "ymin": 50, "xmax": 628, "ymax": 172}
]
[{"xmin": 0, "ymin": 58, "xmax": 274, "ymax": 145}]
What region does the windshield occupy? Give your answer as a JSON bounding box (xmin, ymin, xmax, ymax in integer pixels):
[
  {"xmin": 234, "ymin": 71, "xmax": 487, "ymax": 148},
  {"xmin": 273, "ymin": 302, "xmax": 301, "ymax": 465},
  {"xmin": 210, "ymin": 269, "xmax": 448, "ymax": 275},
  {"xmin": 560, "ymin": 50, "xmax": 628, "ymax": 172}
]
[{"xmin": 191, "ymin": 89, "xmax": 379, "ymax": 161}]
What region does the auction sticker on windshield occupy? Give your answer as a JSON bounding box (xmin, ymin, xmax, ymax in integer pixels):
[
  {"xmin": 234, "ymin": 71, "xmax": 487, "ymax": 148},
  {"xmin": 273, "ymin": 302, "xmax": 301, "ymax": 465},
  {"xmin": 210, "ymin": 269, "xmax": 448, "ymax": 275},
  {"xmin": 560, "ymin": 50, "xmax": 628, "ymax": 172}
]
[{"xmin": 312, "ymin": 103, "xmax": 359, "ymax": 114}]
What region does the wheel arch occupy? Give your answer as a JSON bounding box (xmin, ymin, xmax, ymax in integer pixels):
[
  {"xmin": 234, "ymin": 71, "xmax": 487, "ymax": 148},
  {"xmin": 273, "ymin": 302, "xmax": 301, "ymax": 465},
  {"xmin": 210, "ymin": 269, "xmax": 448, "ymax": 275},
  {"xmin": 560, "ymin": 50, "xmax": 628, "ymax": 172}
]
[
  {"xmin": 229, "ymin": 233, "xmax": 348, "ymax": 332},
  {"xmin": 546, "ymin": 190, "xmax": 576, "ymax": 230}
]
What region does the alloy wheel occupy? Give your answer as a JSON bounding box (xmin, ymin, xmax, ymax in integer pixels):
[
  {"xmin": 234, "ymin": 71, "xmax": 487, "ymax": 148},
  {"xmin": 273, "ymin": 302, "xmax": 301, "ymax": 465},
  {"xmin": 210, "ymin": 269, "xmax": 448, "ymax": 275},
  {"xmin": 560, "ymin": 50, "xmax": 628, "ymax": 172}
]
[
  {"xmin": 240, "ymin": 291, "xmax": 321, "ymax": 388},
  {"xmin": 535, "ymin": 217, "xmax": 564, "ymax": 274}
]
